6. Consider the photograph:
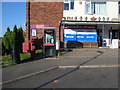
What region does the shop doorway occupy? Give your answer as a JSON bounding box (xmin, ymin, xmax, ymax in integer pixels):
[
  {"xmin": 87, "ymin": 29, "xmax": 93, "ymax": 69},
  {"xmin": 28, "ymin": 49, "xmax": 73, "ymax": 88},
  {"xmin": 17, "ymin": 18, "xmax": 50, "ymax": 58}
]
[
  {"xmin": 98, "ymin": 29, "xmax": 102, "ymax": 47},
  {"xmin": 109, "ymin": 30, "xmax": 119, "ymax": 48},
  {"xmin": 112, "ymin": 30, "xmax": 119, "ymax": 39}
]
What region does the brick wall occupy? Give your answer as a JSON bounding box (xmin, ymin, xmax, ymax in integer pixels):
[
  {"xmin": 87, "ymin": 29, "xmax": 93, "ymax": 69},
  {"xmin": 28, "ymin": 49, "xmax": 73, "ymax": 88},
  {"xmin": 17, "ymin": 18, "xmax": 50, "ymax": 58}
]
[
  {"xmin": 26, "ymin": 2, "xmax": 63, "ymax": 41},
  {"xmin": 63, "ymin": 41, "xmax": 98, "ymax": 48}
]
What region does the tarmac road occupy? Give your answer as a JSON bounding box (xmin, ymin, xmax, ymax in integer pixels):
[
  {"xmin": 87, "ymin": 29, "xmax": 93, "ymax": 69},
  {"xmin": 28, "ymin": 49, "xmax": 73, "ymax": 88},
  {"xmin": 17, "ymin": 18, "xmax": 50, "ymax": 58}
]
[
  {"xmin": 2, "ymin": 48, "xmax": 119, "ymax": 89},
  {"xmin": 3, "ymin": 66, "xmax": 118, "ymax": 88},
  {"xmin": 42, "ymin": 67, "xmax": 118, "ymax": 88}
]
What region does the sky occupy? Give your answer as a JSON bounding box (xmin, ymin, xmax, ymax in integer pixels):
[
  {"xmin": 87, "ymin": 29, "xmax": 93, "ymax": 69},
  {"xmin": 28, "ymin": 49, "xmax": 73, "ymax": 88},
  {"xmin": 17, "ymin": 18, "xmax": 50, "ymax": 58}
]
[{"xmin": 1, "ymin": 1, "xmax": 26, "ymax": 37}]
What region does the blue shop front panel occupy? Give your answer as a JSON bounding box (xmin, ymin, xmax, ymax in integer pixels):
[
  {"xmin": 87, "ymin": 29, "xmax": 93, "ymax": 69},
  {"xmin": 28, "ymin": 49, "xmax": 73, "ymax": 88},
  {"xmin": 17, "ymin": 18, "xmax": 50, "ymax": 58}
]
[
  {"xmin": 64, "ymin": 29, "xmax": 97, "ymax": 41},
  {"xmin": 64, "ymin": 34, "xmax": 77, "ymax": 41},
  {"xmin": 77, "ymin": 34, "xmax": 97, "ymax": 41}
]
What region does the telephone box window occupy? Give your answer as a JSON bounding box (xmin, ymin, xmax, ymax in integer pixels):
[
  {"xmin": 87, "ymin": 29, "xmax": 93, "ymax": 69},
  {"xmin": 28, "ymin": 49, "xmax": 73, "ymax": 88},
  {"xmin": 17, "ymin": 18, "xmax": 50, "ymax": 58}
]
[{"xmin": 45, "ymin": 30, "xmax": 54, "ymax": 44}]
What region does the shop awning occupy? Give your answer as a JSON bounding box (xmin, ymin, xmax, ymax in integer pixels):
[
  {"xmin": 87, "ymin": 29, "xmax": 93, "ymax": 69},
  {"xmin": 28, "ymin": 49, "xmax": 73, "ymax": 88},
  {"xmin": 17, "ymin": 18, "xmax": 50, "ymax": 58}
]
[{"xmin": 61, "ymin": 20, "xmax": 120, "ymax": 25}]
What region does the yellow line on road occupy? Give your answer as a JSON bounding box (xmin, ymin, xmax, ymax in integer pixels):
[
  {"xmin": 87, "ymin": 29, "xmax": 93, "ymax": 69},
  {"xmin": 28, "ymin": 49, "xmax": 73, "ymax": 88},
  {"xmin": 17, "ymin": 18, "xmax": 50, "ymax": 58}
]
[
  {"xmin": 59, "ymin": 65, "xmax": 120, "ymax": 69},
  {"xmin": 79, "ymin": 64, "xmax": 120, "ymax": 68}
]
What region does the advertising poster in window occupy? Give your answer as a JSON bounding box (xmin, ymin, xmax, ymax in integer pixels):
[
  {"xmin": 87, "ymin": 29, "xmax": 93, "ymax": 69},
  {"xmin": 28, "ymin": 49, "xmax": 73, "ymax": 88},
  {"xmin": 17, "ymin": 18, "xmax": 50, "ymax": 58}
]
[
  {"xmin": 64, "ymin": 29, "xmax": 97, "ymax": 41},
  {"xmin": 77, "ymin": 29, "xmax": 97, "ymax": 41},
  {"xmin": 64, "ymin": 29, "xmax": 76, "ymax": 41},
  {"xmin": 32, "ymin": 28, "xmax": 37, "ymax": 37}
]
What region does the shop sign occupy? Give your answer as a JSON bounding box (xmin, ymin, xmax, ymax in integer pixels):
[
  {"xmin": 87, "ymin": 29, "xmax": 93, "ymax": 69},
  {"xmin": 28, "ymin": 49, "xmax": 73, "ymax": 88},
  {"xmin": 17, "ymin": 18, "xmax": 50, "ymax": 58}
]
[{"xmin": 64, "ymin": 25, "xmax": 96, "ymax": 29}]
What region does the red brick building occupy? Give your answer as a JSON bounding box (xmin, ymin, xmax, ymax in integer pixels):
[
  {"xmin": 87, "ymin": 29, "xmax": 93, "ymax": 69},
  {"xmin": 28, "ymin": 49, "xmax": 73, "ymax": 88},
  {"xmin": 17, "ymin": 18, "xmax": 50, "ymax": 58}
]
[{"xmin": 26, "ymin": 2, "xmax": 63, "ymax": 40}]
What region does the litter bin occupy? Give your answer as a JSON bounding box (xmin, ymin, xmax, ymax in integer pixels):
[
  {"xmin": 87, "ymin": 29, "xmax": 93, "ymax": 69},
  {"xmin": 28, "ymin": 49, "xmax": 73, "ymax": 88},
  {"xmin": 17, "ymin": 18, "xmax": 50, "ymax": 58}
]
[
  {"xmin": 103, "ymin": 40, "xmax": 107, "ymax": 47},
  {"xmin": 12, "ymin": 46, "xmax": 20, "ymax": 64}
]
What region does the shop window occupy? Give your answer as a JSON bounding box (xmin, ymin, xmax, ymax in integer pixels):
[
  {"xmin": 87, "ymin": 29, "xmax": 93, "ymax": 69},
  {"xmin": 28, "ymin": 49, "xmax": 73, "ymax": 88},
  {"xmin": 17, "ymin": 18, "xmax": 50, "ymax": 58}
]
[
  {"xmin": 86, "ymin": 2, "xmax": 106, "ymax": 15},
  {"xmin": 112, "ymin": 30, "xmax": 118, "ymax": 39}
]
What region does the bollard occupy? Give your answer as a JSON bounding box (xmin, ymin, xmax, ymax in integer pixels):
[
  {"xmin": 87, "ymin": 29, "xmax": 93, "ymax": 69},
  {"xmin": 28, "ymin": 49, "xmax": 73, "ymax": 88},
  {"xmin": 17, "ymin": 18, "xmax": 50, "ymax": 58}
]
[{"xmin": 12, "ymin": 46, "xmax": 20, "ymax": 64}]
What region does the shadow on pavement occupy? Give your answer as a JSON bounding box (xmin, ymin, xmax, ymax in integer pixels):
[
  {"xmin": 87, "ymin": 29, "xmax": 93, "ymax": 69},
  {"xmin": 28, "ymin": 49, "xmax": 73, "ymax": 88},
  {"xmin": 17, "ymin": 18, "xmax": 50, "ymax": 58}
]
[
  {"xmin": 33, "ymin": 51, "xmax": 103, "ymax": 89},
  {"xmin": 20, "ymin": 53, "xmax": 43, "ymax": 64}
]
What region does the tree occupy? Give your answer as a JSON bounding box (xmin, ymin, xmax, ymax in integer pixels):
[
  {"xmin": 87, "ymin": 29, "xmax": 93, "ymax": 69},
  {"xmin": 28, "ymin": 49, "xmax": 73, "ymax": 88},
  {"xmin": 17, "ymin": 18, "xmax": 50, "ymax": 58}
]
[
  {"xmin": 2, "ymin": 27, "xmax": 12, "ymax": 54},
  {"xmin": 2, "ymin": 25, "xmax": 25, "ymax": 55},
  {"xmin": 12, "ymin": 25, "xmax": 18, "ymax": 47},
  {"xmin": 17, "ymin": 27, "xmax": 25, "ymax": 52},
  {"xmin": 11, "ymin": 25, "xmax": 25, "ymax": 52},
  {"xmin": 2, "ymin": 40, "xmax": 6, "ymax": 56}
]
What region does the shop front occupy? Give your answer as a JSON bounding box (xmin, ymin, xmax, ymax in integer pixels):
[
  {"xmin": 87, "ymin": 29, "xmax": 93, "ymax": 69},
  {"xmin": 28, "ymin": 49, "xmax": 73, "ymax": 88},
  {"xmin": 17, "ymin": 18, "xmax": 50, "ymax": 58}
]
[
  {"xmin": 63, "ymin": 25, "xmax": 98, "ymax": 48},
  {"xmin": 60, "ymin": 21, "xmax": 120, "ymax": 49}
]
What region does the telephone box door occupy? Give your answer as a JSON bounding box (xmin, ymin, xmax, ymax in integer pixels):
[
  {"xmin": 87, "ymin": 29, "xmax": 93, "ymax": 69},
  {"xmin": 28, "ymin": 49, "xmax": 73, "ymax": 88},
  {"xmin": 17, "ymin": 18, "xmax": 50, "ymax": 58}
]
[{"xmin": 43, "ymin": 27, "xmax": 56, "ymax": 58}]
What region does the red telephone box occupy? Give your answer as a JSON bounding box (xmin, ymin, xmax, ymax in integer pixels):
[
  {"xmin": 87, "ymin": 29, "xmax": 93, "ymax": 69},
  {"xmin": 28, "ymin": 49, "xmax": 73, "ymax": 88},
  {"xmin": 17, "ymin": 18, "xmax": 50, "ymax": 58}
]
[{"xmin": 43, "ymin": 27, "xmax": 56, "ymax": 58}]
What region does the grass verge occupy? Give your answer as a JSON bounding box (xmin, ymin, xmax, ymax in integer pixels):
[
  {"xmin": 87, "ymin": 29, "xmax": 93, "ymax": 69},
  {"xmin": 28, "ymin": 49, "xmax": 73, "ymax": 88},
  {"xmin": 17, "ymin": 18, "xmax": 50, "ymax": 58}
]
[{"xmin": 0, "ymin": 49, "xmax": 42, "ymax": 68}]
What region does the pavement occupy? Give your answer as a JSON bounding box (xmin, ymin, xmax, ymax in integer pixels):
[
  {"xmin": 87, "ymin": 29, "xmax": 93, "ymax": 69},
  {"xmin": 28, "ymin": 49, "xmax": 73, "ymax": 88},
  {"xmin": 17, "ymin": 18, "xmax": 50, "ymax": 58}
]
[{"xmin": 1, "ymin": 48, "xmax": 119, "ymax": 88}]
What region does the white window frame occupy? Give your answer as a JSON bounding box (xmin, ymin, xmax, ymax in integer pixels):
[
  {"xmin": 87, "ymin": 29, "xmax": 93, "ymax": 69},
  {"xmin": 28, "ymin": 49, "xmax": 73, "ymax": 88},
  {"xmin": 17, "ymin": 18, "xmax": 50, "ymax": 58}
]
[
  {"xmin": 64, "ymin": 0, "xmax": 74, "ymax": 11},
  {"xmin": 86, "ymin": 1, "xmax": 106, "ymax": 15}
]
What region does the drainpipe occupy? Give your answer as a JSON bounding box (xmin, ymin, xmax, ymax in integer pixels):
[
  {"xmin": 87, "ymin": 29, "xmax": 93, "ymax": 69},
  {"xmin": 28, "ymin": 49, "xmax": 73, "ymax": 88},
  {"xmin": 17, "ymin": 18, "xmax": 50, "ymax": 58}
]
[
  {"xmin": 27, "ymin": 1, "xmax": 35, "ymax": 58},
  {"xmin": 28, "ymin": 1, "xmax": 30, "ymax": 41}
]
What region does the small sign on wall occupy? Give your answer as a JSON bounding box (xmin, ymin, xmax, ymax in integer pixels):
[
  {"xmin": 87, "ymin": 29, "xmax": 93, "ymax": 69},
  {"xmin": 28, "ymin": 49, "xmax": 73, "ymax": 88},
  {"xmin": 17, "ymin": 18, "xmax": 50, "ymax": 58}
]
[
  {"xmin": 31, "ymin": 24, "xmax": 49, "ymax": 29},
  {"xmin": 32, "ymin": 28, "xmax": 37, "ymax": 37}
]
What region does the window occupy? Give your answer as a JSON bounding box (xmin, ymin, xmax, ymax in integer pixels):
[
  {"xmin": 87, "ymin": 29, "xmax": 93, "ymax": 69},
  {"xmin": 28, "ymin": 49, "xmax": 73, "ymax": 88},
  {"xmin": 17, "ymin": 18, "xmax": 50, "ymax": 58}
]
[
  {"xmin": 64, "ymin": 0, "xmax": 74, "ymax": 10},
  {"xmin": 64, "ymin": 0, "xmax": 68, "ymax": 2},
  {"xmin": 64, "ymin": 3, "xmax": 69, "ymax": 10},
  {"xmin": 86, "ymin": 2, "xmax": 90, "ymax": 14},
  {"xmin": 118, "ymin": 1, "xmax": 120, "ymax": 14},
  {"xmin": 70, "ymin": 0, "xmax": 74, "ymax": 9},
  {"xmin": 86, "ymin": 2, "xmax": 106, "ymax": 15},
  {"xmin": 112, "ymin": 30, "xmax": 118, "ymax": 39}
]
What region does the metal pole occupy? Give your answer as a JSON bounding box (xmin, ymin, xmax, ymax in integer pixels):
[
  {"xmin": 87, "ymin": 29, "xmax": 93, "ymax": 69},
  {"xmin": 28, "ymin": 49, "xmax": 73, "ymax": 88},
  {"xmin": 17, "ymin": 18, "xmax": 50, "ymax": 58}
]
[
  {"xmin": 102, "ymin": 24, "xmax": 104, "ymax": 47},
  {"xmin": 110, "ymin": 27, "xmax": 112, "ymax": 45},
  {"xmin": 27, "ymin": 1, "xmax": 34, "ymax": 59}
]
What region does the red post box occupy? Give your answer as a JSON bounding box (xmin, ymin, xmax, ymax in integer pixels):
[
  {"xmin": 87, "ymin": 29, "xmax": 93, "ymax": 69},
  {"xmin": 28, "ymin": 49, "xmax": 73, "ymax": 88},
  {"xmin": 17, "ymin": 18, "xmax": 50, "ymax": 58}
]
[
  {"xmin": 22, "ymin": 41, "xmax": 29, "ymax": 53},
  {"xmin": 22, "ymin": 41, "xmax": 36, "ymax": 58},
  {"xmin": 29, "ymin": 41, "xmax": 35, "ymax": 51},
  {"xmin": 22, "ymin": 41, "xmax": 35, "ymax": 53}
]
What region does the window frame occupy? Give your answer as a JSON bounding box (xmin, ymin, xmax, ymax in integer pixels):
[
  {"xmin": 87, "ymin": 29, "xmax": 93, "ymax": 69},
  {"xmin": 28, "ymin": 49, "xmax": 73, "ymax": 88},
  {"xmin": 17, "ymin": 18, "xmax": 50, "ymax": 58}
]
[
  {"xmin": 86, "ymin": 1, "xmax": 106, "ymax": 15},
  {"xmin": 119, "ymin": 1, "xmax": 120, "ymax": 14},
  {"xmin": 64, "ymin": 0, "xmax": 74, "ymax": 10},
  {"xmin": 64, "ymin": 3, "xmax": 69, "ymax": 10},
  {"xmin": 70, "ymin": 0, "xmax": 74, "ymax": 10}
]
